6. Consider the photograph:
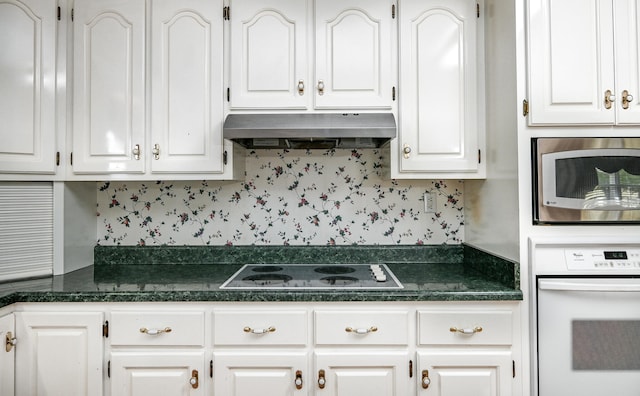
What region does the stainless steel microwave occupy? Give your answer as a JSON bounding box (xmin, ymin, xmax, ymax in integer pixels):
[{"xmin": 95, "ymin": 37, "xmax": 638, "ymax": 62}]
[{"xmin": 533, "ymin": 137, "xmax": 640, "ymax": 224}]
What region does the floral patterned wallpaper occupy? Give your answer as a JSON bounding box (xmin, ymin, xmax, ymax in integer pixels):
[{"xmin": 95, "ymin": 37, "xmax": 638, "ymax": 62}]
[{"xmin": 96, "ymin": 149, "xmax": 464, "ymax": 246}]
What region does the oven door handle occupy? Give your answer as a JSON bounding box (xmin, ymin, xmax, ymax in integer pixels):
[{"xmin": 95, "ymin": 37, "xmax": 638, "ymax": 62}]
[{"xmin": 539, "ymin": 280, "xmax": 640, "ymax": 292}]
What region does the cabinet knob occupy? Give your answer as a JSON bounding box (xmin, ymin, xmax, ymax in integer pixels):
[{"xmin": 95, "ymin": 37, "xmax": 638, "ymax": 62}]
[
  {"xmin": 5, "ymin": 332, "xmax": 16, "ymax": 352},
  {"xmin": 132, "ymin": 144, "xmax": 141, "ymax": 160},
  {"xmin": 317, "ymin": 369, "xmax": 326, "ymax": 389},
  {"xmin": 622, "ymin": 90, "xmax": 634, "ymax": 109},
  {"xmin": 402, "ymin": 144, "xmax": 412, "ymax": 159},
  {"xmin": 298, "ymin": 80, "xmax": 305, "ymax": 95},
  {"xmin": 604, "ymin": 89, "xmax": 616, "ymax": 109},
  {"xmin": 152, "ymin": 144, "xmax": 160, "ymax": 160},
  {"xmin": 421, "ymin": 370, "xmax": 431, "ymax": 389},
  {"xmin": 317, "ymin": 80, "xmax": 325, "ymax": 95},
  {"xmin": 295, "ymin": 370, "xmax": 303, "ymax": 389},
  {"xmin": 190, "ymin": 369, "xmax": 199, "ymax": 389}
]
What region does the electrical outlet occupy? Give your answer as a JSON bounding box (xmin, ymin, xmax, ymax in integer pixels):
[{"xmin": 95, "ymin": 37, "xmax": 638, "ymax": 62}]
[{"xmin": 424, "ymin": 192, "xmax": 436, "ymax": 213}]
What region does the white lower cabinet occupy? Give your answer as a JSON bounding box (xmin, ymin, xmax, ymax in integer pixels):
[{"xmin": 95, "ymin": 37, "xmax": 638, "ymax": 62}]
[
  {"xmin": 0, "ymin": 314, "xmax": 15, "ymax": 395},
  {"xmin": 14, "ymin": 311, "xmax": 104, "ymax": 396},
  {"xmin": 213, "ymin": 309, "xmax": 308, "ymax": 395},
  {"xmin": 416, "ymin": 307, "xmax": 515, "ymax": 396},
  {"xmin": 4, "ymin": 301, "xmax": 520, "ymax": 396},
  {"xmin": 108, "ymin": 310, "xmax": 206, "ymax": 396}
]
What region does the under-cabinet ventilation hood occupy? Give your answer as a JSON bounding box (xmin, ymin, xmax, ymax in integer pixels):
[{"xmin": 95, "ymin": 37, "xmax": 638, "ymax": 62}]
[{"xmin": 223, "ymin": 113, "xmax": 396, "ymax": 149}]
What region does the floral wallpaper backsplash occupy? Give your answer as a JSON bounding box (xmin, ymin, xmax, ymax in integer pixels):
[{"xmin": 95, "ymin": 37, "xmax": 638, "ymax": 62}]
[{"xmin": 96, "ymin": 149, "xmax": 464, "ymax": 246}]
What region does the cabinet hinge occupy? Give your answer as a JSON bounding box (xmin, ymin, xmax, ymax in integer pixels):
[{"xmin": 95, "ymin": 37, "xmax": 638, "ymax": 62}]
[
  {"xmin": 57, "ymin": 6, "xmax": 61, "ymax": 21},
  {"xmin": 392, "ymin": 4, "xmax": 396, "ymax": 19},
  {"xmin": 478, "ymin": 149, "xmax": 481, "ymax": 164},
  {"xmin": 409, "ymin": 360, "xmax": 413, "ymax": 378},
  {"xmin": 71, "ymin": 8, "xmax": 74, "ymax": 22},
  {"xmin": 392, "ymin": 86, "xmax": 396, "ymax": 101},
  {"xmin": 512, "ymin": 360, "xmax": 516, "ymax": 378},
  {"xmin": 56, "ymin": 151, "xmax": 60, "ymax": 166},
  {"xmin": 223, "ymin": 150, "xmax": 228, "ymax": 165},
  {"xmin": 523, "ymin": 99, "xmax": 529, "ymax": 116},
  {"xmin": 210, "ymin": 360, "xmax": 214, "ymax": 378},
  {"xmin": 477, "ymin": 3, "xmax": 480, "ymax": 18},
  {"xmin": 103, "ymin": 320, "xmax": 109, "ymax": 338},
  {"xmin": 107, "ymin": 360, "xmax": 111, "ymax": 378},
  {"xmin": 223, "ymin": 6, "xmax": 230, "ymax": 20}
]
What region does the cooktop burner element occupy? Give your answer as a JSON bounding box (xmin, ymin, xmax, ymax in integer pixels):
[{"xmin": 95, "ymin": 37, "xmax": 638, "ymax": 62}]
[{"xmin": 220, "ymin": 264, "xmax": 403, "ymax": 290}]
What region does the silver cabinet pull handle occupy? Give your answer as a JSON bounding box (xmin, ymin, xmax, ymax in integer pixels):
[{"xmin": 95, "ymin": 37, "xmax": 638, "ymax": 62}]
[
  {"xmin": 345, "ymin": 326, "xmax": 378, "ymax": 334},
  {"xmin": 152, "ymin": 144, "xmax": 160, "ymax": 160},
  {"xmin": 450, "ymin": 326, "xmax": 483, "ymax": 335},
  {"xmin": 317, "ymin": 80, "xmax": 325, "ymax": 95},
  {"xmin": 243, "ymin": 326, "xmax": 276, "ymax": 334},
  {"xmin": 298, "ymin": 80, "xmax": 305, "ymax": 95},
  {"xmin": 139, "ymin": 327, "xmax": 172, "ymax": 335}
]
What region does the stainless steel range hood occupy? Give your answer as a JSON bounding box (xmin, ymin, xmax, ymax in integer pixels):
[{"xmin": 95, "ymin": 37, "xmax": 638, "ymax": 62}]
[{"xmin": 223, "ymin": 113, "xmax": 396, "ymax": 149}]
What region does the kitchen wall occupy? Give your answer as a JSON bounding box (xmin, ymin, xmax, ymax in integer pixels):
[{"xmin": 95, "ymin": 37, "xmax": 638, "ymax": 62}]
[{"xmin": 96, "ymin": 149, "xmax": 464, "ymax": 246}]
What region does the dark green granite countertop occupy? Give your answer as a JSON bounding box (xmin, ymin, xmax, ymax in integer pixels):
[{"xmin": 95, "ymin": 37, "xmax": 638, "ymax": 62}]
[{"xmin": 0, "ymin": 245, "xmax": 522, "ymax": 306}]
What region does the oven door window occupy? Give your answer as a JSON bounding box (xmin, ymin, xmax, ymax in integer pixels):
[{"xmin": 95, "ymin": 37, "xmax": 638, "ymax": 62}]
[
  {"xmin": 537, "ymin": 278, "xmax": 640, "ymax": 396},
  {"xmin": 573, "ymin": 320, "xmax": 640, "ymax": 370}
]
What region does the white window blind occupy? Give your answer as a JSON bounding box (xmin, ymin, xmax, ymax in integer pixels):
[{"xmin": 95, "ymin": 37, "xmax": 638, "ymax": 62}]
[{"xmin": 0, "ymin": 182, "xmax": 53, "ymax": 281}]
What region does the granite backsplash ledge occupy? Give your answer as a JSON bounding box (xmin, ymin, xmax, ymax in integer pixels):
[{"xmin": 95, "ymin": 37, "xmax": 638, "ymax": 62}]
[{"xmin": 94, "ymin": 244, "xmax": 518, "ymax": 289}]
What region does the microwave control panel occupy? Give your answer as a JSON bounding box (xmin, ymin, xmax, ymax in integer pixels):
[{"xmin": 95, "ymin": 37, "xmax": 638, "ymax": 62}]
[{"xmin": 565, "ymin": 249, "xmax": 640, "ymax": 271}]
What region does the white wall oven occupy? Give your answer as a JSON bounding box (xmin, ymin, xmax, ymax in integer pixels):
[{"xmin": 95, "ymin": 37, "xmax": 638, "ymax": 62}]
[
  {"xmin": 533, "ymin": 137, "xmax": 640, "ymax": 224},
  {"xmin": 531, "ymin": 238, "xmax": 640, "ymax": 396}
]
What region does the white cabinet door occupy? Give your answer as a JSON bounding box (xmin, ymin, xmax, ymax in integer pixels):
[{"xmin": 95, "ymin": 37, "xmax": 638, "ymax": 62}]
[
  {"xmin": 0, "ymin": 0, "xmax": 56, "ymax": 174},
  {"xmin": 72, "ymin": 0, "xmax": 146, "ymax": 174},
  {"xmin": 229, "ymin": 0, "xmax": 308, "ymax": 109},
  {"xmin": 314, "ymin": 0, "xmax": 393, "ymax": 109},
  {"xmin": 110, "ymin": 351, "xmax": 205, "ymax": 396},
  {"xmin": 396, "ymin": 0, "xmax": 483, "ymax": 175},
  {"xmin": 417, "ymin": 350, "xmax": 512, "ymax": 396},
  {"xmin": 150, "ymin": 0, "xmax": 224, "ymax": 174},
  {"xmin": 214, "ymin": 351, "xmax": 308, "ymax": 396},
  {"xmin": 528, "ymin": 0, "xmax": 615, "ymax": 125},
  {"xmin": 314, "ymin": 351, "xmax": 410, "ymax": 396},
  {"xmin": 613, "ymin": 0, "xmax": 640, "ymax": 124},
  {"xmin": 0, "ymin": 314, "xmax": 15, "ymax": 395},
  {"xmin": 15, "ymin": 312, "xmax": 104, "ymax": 396}
]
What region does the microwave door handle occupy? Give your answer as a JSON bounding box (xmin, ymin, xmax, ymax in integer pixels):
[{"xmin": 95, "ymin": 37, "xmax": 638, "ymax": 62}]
[{"xmin": 539, "ymin": 280, "xmax": 640, "ymax": 292}]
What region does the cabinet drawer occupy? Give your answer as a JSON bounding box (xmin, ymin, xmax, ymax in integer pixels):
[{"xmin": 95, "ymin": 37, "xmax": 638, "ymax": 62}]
[
  {"xmin": 418, "ymin": 310, "xmax": 512, "ymax": 346},
  {"xmin": 110, "ymin": 311, "xmax": 205, "ymax": 346},
  {"xmin": 314, "ymin": 311, "xmax": 409, "ymax": 345},
  {"xmin": 213, "ymin": 310, "xmax": 307, "ymax": 346}
]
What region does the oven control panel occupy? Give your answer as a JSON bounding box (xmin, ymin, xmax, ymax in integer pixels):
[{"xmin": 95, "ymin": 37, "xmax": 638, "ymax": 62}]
[{"xmin": 565, "ymin": 249, "xmax": 640, "ymax": 271}]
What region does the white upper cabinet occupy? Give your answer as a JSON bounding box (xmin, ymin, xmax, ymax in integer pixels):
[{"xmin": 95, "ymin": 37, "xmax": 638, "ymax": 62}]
[
  {"xmin": 72, "ymin": 0, "xmax": 228, "ymax": 177},
  {"xmin": 393, "ymin": 0, "xmax": 485, "ymax": 178},
  {"xmin": 150, "ymin": 0, "xmax": 224, "ymax": 174},
  {"xmin": 228, "ymin": 0, "xmax": 394, "ymax": 110},
  {"xmin": 229, "ymin": 0, "xmax": 308, "ymax": 109},
  {"xmin": 314, "ymin": 0, "xmax": 393, "ymax": 109},
  {"xmin": 72, "ymin": 0, "xmax": 146, "ymax": 174},
  {"xmin": 528, "ymin": 0, "xmax": 640, "ymax": 125},
  {"xmin": 0, "ymin": 0, "xmax": 57, "ymax": 174}
]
